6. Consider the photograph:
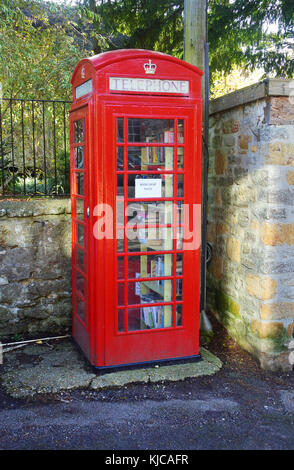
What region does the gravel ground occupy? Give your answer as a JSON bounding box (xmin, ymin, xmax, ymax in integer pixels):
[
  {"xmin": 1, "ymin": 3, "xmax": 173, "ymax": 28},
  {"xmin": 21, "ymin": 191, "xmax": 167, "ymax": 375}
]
[{"xmin": 0, "ymin": 314, "xmax": 294, "ymax": 450}]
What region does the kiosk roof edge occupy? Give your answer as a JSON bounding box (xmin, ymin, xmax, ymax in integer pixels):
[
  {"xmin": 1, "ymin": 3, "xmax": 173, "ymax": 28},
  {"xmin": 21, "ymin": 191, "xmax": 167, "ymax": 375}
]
[{"xmin": 71, "ymin": 49, "xmax": 203, "ymax": 84}]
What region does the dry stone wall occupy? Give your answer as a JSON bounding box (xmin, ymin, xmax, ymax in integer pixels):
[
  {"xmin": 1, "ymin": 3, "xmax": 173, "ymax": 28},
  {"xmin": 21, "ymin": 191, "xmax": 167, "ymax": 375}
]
[
  {"xmin": 207, "ymin": 79, "xmax": 294, "ymax": 371},
  {"xmin": 0, "ymin": 199, "xmax": 72, "ymax": 339}
]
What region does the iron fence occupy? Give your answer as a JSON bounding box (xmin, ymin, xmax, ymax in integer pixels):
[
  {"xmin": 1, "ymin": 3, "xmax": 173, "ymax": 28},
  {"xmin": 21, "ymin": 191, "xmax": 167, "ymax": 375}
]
[{"xmin": 0, "ymin": 98, "xmax": 71, "ymax": 197}]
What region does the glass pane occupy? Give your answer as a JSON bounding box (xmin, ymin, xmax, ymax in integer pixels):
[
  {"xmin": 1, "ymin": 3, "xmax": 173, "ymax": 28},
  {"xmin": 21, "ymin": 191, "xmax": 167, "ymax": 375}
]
[
  {"xmin": 176, "ymin": 279, "xmax": 183, "ymax": 300},
  {"xmin": 77, "ymin": 248, "xmax": 85, "ymax": 272},
  {"xmin": 177, "ymin": 147, "xmax": 184, "ymax": 169},
  {"xmin": 77, "ymin": 297, "xmax": 85, "ymax": 322},
  {"xmin": 118, "ymin": 310, "xmax": 124, "ymax": 332},
  {"xmin": 77, "ymin": 271, "xmax": 85, "ymax": 297},
  {"xmin": 176, "ymin": 304, "xmax": 182, "ymax": 326},
  {"xmin": 177, "ymin": 227, "xmax": 183, "ymax": 250},
  {"xmin": 126, "ymin": 201, "xmax": 173, "ymax": 226},
  {"xmin": 74, "ymin": 119, "xmax": 83, "ymax": 143},
  {"xmin": 128, "ymin": 279, "xmax": 172, "ymax": 304},
  {"xmin": 75, "ymin": 198, "xmax": 84, "ymax": 221},
  {"xmin": 178, "ymin": 120, "xmax": 184, "ymax": 143},
  {"xmin": 77, "ymin": 223, "xmax": 85, "ymax": 247},
  {"xmin": 117, "ymin": 174, "xmax": 124, "ymax": 196},
  {"xmin": 127, "ymin": 227, "xmax": 173, "ymax": 252},
  {"xmin": 75, "ymin": 146, "xmax": 84, "ymax": 169},
  {"xmin": 177, "ymin": 202, "xmax": 183, "ymax": 225},
  {"xmin": 128, "ymin": 305, "xmax": 172, "ymax": 331},
  {"xmin": 128, "ymin": 118, "xmax": 174, "ymax": 143},
  {"xmin": 75, "ymin": 173, "xmax": 84, "ymax": 195},
  {"xmin": 128, "ymin": 253, "xmax": 173, "ymax": 279},
  {"xmin": 176, "ymin": 253, "xmax": 183, "ymax": 275},
  {"xmin": 116, "ymin": 200, "xmax": 124, "ymax": 226},
  {"xmin": 117, "ymin": 230, "xmax": 124, "ymax": 252},
  {"xmin": 117, "ymin": 256, "xmax": 124, "ymax": 279},
  {"xmin": 117, "ymin": 118, "xmax": 124, "ymax": 143},
  {"xmin": 117, "ymin": 147, "xmax": 124, "ymax": 170},
  {"xmin": 128, "ymin": 174, "xmax": 173, "ymax": 198},
  {"xmin": 177, "ymin": 174, "xmax": 184, "ymax": 197},
  {"xmin": 118, "ymin": 283, "xmax": 124, "ymax": 306},
  {"xmin": 128, "ymin": 147, "xmax": 173, "ymax": 171}
]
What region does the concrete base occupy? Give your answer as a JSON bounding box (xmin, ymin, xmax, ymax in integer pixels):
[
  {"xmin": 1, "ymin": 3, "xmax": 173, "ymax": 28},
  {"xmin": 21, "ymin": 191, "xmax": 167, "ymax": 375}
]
[{"xmin": 0, "ymin": 340, "xmax": 222, "ymax": 398}]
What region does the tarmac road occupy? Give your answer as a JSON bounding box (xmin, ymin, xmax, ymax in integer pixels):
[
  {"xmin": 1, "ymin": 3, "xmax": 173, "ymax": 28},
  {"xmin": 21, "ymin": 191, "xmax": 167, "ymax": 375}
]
[
  {"xmin": 1, "ymin": 317, "xmax": 294, "ymax": 451},
  {"xmin": 0, "ymin": 363, "xmax": 294, "ymax": 450}
]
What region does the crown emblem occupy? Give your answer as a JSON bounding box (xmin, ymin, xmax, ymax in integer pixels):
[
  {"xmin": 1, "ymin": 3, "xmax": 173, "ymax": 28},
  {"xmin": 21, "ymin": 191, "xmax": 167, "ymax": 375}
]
[{"xmin": 144, "ymin": 59, "xmax": 157, "ymax": 75}]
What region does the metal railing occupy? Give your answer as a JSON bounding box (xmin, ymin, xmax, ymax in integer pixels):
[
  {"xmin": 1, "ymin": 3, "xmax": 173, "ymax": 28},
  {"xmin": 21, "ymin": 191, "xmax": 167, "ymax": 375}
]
[{"xmin": 0, "ymin": 98, "xmax": 71, "ymax": 197}]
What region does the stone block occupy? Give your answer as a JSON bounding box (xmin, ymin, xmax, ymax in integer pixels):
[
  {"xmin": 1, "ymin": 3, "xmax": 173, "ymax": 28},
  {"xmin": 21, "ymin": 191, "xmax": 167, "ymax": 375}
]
[
  {"xmin": 210, "ymin": 256, "xmax": 223, "ymax": 281},
  {"xmin": 266, "ymin": 142, "xmax": 294, "ymax": 166},
  {"xmin": 215, "ymin": 149, "xmax": 227, "ymax": 175},
  {"xmin": 223, "ymin": 118, "xmax": 239, "ymax": 134},
  {"xmin": 260, "ymin": 302, "xmax": 294, "ymax": 320},
  {"xmin": 246, "ymin": 274, "xmax": 277, "ymax": 300},
  {"xmin": 260, "ymin": 222, "xmax": 294, "ymax": 246},
  {"xmin": 287, "ymin": 170, "xmax": 294, "ymax": 185},
  {"xmin": 226, "ymin": 237, "xmax": 241, "ymax": 262},
  {"xmin": 251, "ymin": 320, "xmax": 284, "ymax": 339}
]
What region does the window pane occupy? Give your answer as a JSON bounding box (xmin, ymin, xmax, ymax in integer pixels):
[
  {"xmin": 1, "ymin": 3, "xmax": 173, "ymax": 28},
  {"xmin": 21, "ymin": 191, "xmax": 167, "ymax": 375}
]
[
  {"xmin": 176, "ymin": 253, "xmax": 183, "ymax": 275},
  {"xmin": 77, "ymin": 271, "xmax": 85, "ymax": 297},
  {"xmin": 117, "ymin": 147, "xmax": 124, "ymax": 170},
  {"xmin": 117, "ymin": 118, "xmax": 124, "ymax": 143},
  {"xmin": 128, "ymin": 279, "xmax": 172, "ymax": 304},
  {"xmin": 77, "ymin": 297, "xmax": 85, "ymax": 322},
  {"xmin": 117, "ymin": 174, "xmax": 124, "ymax": 196},
  {"xmin": 128, "ymin": 174, "xmax": 173, "ymax": 198},
  {"xmin": 75, "ymin": 173, "xmax": 84, "ymax": 195},
  {"xmin": 118, "ymin": 310, "xmax": 124, "ymax": 332},
  {"xmin": 176, "ymin": 304, "xmax": 182, "ymax": 326},
  {"xmin": 126, "ymin": 201, "xmax": 173, "ymax": 226},
  {"xmin": 77, "ymin": 223, "xmax": 85, "ymax": 247},
  {"xmin": 117, "ymin": 256, "xmax": 124, "ymax": 279},
  {"xmin": 128, "ymin": 254, "xmax": 172, "ymax": 279},
  {"xmin": 75, "ymin": 146, "xmax": 84, "ymax": 169},
  {"xmin": 116, "ymin": 200, "xmax": 124, "ymax": 226},
  {"xmin": 77, "ymin": 248, "xmax": 85, "ymax": 272},
  {"xmin": 128, "ymin": 119, "xmax": 174, "ymax": 143},
  {"xmin": 128, "ymin": 305, "xmax": 172, "ymax": 331},
  {"xmin": 117, "ymin": 230, "xmax": 124, "ymax": 252},
  {"xmin": 176, "ymin": 279, "xmax": 183, "ymax": 300},
  {"xmin": 177, "ymin": 147, "xmax": 184, "ymax": 169},
  {"xmin": 127, "ymin": 227, "xmax": 173, "ymax": 252},
  {"xmin": 74, "ymin": 119, "xmax": 83, "ymax": 143},
  {"xmin": 177, "ymin": 174, "xmax": 184, "ymax": 197},
  {"xmin": 128, "ymin": 147, "xmax": 173, "ymax": 171},
  {"xmin": 75, "ymin": 198, "xmax": 84, "ymax": 221},
  {"xmin": 178, "ymin": 120, "xmax": 184, "ymax": 143},
  {"xmin": 118, "ymin": 283, "xmax": 124, "ymax": 306}
]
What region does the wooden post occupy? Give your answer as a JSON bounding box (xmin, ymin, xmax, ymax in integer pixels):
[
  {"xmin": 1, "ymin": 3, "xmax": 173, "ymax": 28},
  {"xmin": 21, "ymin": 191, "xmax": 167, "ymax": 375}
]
[
  {"xmin": 184, "ymin": 0, "xmax": 211, "ymax": 324},
  {"xmin": 184, "ymin": 0, "xmax": 207, "ymax": 102}
]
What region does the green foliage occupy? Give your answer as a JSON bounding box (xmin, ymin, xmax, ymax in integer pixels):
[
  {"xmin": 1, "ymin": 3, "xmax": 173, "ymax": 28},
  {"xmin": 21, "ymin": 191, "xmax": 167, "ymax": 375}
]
[
  {"xmin": 0, "ymin": 0, "xmax": 89, "ymax": 100},
  {"xmin": 79, "ymin": 0, "xmax": 294, "ymax": 78}
]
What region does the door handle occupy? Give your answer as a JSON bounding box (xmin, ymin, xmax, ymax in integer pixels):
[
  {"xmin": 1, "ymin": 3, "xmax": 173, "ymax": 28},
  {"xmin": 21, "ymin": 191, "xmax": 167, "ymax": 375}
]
[{"xmin": 86, "ymin": 207, "xmax": 90, "ymax": 218}]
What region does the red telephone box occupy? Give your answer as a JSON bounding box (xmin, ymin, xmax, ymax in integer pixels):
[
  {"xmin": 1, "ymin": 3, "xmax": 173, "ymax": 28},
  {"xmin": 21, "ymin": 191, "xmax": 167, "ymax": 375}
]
[{"xmin": 70, "ymin": 50, "xmax": 203, "ymax": 368}]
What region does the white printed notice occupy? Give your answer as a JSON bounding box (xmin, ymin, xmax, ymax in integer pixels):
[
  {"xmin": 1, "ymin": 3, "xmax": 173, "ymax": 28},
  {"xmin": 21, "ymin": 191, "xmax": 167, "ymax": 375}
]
[{"xmin": 135, "ymin": 179, "xmax": 162, "ymax": 198}]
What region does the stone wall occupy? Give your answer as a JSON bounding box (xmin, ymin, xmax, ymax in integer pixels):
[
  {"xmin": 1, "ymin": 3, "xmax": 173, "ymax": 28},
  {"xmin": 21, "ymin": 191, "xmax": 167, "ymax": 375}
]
[
  {"xmin": 0, "ymin": 199, "xmax": 72, "ymax": 339},
  {"xmin": 207, "ymin": 79, "xmax": 294, "ymax": 371}
]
